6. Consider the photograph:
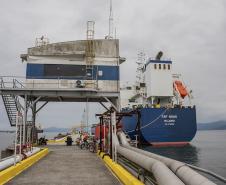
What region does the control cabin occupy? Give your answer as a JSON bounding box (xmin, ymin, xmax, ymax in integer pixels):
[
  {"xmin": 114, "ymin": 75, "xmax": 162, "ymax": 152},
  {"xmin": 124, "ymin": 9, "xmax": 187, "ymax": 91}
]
[{"xmin": 21, "ymin": 39, "xmax": 125, "ymax": 93}]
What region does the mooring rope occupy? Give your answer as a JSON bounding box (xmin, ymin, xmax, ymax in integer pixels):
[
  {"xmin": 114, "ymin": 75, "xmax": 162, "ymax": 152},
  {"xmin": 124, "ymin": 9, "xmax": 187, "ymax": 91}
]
[{"xmin": 125, "ymin": 108, "xmax": 169, "ymax": 133}]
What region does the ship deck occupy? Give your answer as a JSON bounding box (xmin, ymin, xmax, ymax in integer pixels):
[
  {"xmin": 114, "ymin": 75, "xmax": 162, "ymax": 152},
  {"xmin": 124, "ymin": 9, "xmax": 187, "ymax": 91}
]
[{"xmin": 7, "ymin": 145, "xmax": 121, "ymax": 185}]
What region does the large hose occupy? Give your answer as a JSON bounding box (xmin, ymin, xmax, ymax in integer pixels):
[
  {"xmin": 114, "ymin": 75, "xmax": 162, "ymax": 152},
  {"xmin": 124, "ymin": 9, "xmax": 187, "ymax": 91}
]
[
  {"xmin": 117, "ymin": 132, "xmax": 216, "ymax": 185},
  {"xmin": 0, "ymin": 155, "xmax": 22, "ymax": 171},
  {"xmin": 0, "ymin": 147, "xmax": 41, "ymax": 171},
  {"xmin": 25, "ymin": 147, "xmax": 41, "ymax": 158},
  {"xmin": 113, "ymin": 135, "xmax": 185, "ymax": 185}
]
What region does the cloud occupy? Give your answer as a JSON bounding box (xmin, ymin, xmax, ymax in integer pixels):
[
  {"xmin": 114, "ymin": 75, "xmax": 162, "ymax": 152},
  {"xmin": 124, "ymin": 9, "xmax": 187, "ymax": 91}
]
[{"xmin": 0, "ymin": 0, "xmax": 225, "ymax": 129}]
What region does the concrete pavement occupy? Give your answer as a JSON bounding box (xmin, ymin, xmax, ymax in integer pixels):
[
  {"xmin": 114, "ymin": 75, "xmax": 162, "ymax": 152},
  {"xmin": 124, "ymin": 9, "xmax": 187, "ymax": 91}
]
[{"xmin": 7, "ymin": 145, "xmax": 121, "ymax": 185}]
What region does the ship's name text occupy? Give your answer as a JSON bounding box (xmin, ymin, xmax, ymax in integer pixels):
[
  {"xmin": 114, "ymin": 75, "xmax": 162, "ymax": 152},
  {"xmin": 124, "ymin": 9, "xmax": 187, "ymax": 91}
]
[{"xmin": 161, "ymin": 115, "xmax": 177, "ymax": 126}]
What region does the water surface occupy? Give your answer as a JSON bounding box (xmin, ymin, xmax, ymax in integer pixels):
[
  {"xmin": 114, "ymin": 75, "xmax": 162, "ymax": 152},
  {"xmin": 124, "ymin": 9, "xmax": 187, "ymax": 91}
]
[
  {"xmin": 0, "ymin": 130, "xmax": 226, "ymax": 184},
  {"xmin": 143, "ymin": 130, "xmax": 226, "ymax": 184}
]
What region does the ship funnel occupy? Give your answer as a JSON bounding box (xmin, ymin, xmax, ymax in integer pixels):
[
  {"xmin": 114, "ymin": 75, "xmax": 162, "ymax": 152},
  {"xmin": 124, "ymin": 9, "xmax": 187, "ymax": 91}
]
[{"xmin": 155, "ymin": 51, "xmax": 163, "ymax": 60}]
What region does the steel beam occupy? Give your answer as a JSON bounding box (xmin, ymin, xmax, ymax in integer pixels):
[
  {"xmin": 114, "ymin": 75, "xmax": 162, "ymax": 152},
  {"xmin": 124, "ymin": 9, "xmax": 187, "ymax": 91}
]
[
  {"xmin": 57, "ymin": 96, "xmax": 63, "ymax": 101},
  {"xmin": 23, "ymin": 95, "xmax": 27, "ymax": 144},
  {"xmin": 0, "ymin": 89, "xmax": 119, "ymax": 102},
  {"xmin": 103, "ymin": 97, "xmax": 118, "ymax": 111},
  {"xmin": 35, "ymin": 101, "xmax": 49, "ymax": 114},
  {"xmin": 99, "ymin": 102, "xmax": 109, "ymax": 111},
  {"xmin": 32, "ymin": 103, "xmax": 37, "ymax": 144},
  {"xmin": 111, "ymin": 110, "xmax": 117, "ymax": 162},
  {"xmin": 27, "ymin": 96, "xmax": 42, "ymax": 109}
]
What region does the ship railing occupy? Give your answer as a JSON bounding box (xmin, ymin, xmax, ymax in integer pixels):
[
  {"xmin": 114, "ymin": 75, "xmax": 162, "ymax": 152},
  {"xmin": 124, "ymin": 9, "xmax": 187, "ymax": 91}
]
[
  {"xmin": 148, "ymin": 57, "xmax": 172, "ymax": 61},
  {"xmin": 0, "ymin": 76, "xmax": 26, "ymax": 89},
  {"xmin": 172, "ymin": 73, "xmax": 182, "ymax": 79},
  {"xmin": 0, "ymin": 76, "xmax": 99, "ymax": 91}
]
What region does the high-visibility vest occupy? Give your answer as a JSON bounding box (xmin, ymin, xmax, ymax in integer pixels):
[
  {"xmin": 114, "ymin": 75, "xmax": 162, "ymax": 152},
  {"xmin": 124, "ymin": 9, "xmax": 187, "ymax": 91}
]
[{"xmin": 155, "ymin": 104, "xmax": 160, "ymax": 108}]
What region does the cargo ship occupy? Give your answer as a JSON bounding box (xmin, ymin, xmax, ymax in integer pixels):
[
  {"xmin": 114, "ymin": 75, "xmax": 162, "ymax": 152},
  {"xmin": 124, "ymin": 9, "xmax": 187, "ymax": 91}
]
[{"xmin": 120, "ymin": 52, "xmax": 197, "ymax": 146}]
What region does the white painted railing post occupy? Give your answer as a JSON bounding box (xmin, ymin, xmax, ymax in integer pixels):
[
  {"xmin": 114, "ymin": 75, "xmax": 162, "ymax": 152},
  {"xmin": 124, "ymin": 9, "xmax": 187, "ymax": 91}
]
[
  {"xmin": 23, "ymin": 95, "xmax": 27, "ymax": 145},
  {"xmin": 14, "ymin": 112, "xmax": 18, "ymax": 166}
]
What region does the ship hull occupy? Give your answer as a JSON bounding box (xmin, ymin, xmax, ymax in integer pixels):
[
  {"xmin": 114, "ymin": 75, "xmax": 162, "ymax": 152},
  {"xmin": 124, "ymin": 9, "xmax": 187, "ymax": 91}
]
[{"xmin": 121, "ymin": 107, "xmax": 197, "ymax": 146}]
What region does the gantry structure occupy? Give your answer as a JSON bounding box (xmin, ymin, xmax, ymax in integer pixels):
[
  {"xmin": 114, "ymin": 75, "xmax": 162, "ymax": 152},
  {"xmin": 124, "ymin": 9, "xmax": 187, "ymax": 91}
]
[{"xmin": 0, "ymin": 30, "xmax": 125, "ymax": 146}]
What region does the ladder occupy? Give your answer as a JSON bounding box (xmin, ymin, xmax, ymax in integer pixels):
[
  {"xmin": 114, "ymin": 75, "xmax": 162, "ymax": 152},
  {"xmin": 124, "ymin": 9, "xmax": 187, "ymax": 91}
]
[
  {"xmin": 1, "ymin": 94, "xmax": 22, "ymax": 126},
  {"xmin": 85, "ymin": 21, "xmax": 97, "ymax": 89},
  {"xmin": 86, "ymin": 39, "xmax": 94, "ymax": 80}
]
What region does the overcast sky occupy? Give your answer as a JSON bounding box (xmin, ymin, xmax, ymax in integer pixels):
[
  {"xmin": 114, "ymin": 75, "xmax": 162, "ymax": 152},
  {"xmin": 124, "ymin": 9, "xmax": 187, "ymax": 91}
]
[{"xmin": 0, "ymin": 0, "xmax": 226, "ymax": 129}]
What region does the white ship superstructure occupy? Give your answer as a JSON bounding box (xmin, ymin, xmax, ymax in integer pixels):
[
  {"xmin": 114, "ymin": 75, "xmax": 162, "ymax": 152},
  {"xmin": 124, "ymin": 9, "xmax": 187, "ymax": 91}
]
[{"xmin": 120, "ymin": 52, "xmax": 193, "ymax": 109}]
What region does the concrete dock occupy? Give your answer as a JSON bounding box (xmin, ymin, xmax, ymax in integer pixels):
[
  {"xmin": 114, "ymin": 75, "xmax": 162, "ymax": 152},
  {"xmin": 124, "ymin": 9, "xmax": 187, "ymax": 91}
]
[{"xmin": 7, "ymin": 145, "xmax": 121, "ymax": 185}]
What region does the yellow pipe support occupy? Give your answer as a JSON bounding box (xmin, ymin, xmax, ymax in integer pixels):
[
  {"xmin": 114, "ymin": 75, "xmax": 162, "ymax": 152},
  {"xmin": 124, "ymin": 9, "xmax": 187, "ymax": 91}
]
[
  {"xmin": 0, "ymin": 148, "xmax": 49, "ymax": 185},
  {"xmin": 98, "ymin": 151, "xmax": 144, "ymax": 185}
]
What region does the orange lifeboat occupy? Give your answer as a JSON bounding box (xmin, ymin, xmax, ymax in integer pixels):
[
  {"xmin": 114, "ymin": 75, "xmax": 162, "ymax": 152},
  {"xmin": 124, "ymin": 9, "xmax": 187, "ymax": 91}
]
[{"xmin": 174, "ymin": 80, "xmax": 188, "ymax": 98}]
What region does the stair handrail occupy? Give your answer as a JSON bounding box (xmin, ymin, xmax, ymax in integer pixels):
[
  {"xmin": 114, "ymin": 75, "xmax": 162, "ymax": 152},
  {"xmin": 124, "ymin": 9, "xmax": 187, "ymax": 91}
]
[
  {"xmin": 14, "ymin": 95, "xmax": 23, "ymax": 112},
  {"xmin": 1, "ymin": 94, "xmax": 15, "ymax": 126},
  {"xmin": 13, "ymin": 78, "xmax": 25, "ymax": 89},
  {"xmin": 0, "ymin": 77, "xmax": 5, "ymax": 88}
]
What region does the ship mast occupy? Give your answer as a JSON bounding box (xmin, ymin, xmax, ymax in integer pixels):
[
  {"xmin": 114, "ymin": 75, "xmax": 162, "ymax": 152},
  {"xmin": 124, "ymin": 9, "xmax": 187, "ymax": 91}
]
[
  {"xmin": 136, "ymin": 52, "xmax": 146, "ymax": 85},
  {"xmin": 135, "ymin": 52, "xmax": 146, "ymax": 105}
]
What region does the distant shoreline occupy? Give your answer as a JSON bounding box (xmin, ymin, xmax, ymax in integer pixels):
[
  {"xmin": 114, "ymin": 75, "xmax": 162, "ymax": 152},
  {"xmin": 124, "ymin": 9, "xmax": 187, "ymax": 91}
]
[
  {"xmin": 197, "ymin": 121, "xmax": 226, "ymax": 131},
  {"xmin": 0, "ymin": 130, "xmax": 15, "ymax": 133},
  {"xmin": 197, "ymin": 128, "xmax": 226, "ymax": 131},
  {"xmin": 1, "ymin": 122, "xmax": 226, "ymax": 134}
]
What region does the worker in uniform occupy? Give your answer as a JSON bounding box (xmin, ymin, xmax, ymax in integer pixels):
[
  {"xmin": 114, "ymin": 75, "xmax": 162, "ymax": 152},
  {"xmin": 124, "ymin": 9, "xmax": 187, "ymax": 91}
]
[{"xmin": 155, "ymin": 98, "xmax": 161, "ymax": 108}]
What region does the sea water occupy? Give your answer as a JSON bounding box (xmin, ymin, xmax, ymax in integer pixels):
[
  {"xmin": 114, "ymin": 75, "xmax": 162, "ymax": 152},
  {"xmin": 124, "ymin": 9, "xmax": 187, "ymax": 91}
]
[{"xmin": 0, "ymin": 130, "xmax": 225, "ymax": 184}]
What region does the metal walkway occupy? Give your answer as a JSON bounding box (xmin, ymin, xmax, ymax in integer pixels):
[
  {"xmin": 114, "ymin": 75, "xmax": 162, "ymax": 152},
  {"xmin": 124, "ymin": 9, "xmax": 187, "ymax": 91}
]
[
  {"xmin": 7, "ymin": 146, "xmax": 121, "ymax": 185},
  {"xmin": 0, "ymin": 76, "xmax": 119, "ymax": 145},
  {"xmin": 0, "ymin": 76, "xmax": 119, "ymax": 103}
]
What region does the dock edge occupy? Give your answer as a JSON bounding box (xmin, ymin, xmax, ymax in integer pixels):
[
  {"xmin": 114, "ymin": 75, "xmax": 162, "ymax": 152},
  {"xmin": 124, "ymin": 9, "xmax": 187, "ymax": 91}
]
[
  {"xmin": 0, "ymin": 148, "xmax": 49, "ymax": 185},
  {"xmin": 98, "ymin": 151, "xmax": 144, "ymax": 185}
]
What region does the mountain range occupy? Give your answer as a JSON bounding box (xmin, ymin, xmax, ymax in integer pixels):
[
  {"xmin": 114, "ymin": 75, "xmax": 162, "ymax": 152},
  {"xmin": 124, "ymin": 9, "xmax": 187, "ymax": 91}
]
[
  {"xmin": 42, "ymin": 121, "xmax": 226, "ymax": 132},
  {"xmin": 43, "ymin": 127, "xmax": 69, "ymax": 133},
  {"xmin": 197, "ymin": 120, "xmax": 226, "ymax": 130}
]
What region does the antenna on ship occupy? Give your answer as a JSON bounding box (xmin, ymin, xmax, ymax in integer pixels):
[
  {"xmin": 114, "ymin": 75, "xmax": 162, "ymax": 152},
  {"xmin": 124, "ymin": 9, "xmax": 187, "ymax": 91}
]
[
  {"xmin": 136, "ymin": 51, "xmax": 146, "ymax": 84},
  {"xmin": 107, "ymin": 0, "xmax": 114, "ymax": 39}
]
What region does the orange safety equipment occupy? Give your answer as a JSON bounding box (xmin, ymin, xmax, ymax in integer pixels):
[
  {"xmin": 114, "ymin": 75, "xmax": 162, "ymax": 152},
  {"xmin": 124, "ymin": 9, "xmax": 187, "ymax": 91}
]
[{"xmin": 174, "ymin": 80, "xmax": 188, "ymax": 98}]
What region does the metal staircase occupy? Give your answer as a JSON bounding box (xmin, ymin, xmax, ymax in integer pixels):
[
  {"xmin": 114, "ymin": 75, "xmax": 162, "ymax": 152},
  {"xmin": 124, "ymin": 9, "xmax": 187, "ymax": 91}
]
[{"xmin": 1, "ymin": 94, "xmax": 22, "ymax": 126}]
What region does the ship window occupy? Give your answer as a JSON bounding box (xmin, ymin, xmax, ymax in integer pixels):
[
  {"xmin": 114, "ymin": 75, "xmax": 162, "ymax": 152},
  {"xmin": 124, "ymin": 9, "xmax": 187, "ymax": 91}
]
[
  {"xmin": 44, "ymin": 64, "xmax": 86, "ymax": 77},
  {"xmin": 126, "ymin": 86, "xmax": 132, "ymax": 90},
  {"xmin": 168, "ymin": 64, "xmax": 170, "ymax": 70},
  {"xmin": 163, "ymin": 64, "xmax": 166, "ymax": 70},
  {"xmin": 159, "ymin": 64, "xmax": 161, "ymax": 69},
  {"xmin": 154, "ymin": 64, "xmax": 157, "ymax": 69},
  {"xmin": 140, "ymin": 83, "xmax": 145, "ymax": 87}
]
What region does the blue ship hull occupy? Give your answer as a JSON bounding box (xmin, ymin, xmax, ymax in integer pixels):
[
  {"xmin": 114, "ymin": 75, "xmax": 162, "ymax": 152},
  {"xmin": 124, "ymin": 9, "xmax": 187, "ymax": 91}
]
[{"xmin": 121, "ymin": 107, "xmax": 197, "ymax": 146}]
